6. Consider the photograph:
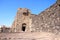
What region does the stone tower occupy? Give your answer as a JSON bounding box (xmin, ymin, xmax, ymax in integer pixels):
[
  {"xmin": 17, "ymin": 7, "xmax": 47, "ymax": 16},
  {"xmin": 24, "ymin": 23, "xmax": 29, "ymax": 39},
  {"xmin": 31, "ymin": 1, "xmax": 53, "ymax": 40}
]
[{"xmin": 11, "ymin": 8, "xmax": 32, "ymax": 32}]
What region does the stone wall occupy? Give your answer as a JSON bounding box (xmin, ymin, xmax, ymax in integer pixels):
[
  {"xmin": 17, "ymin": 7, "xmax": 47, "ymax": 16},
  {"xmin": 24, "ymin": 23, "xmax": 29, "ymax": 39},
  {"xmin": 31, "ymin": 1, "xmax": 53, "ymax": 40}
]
[
  {"xmin": 10, "ymin": 0, "xmax": 60, "ymax": 34},
  {"xmin": 0, "ymin": 0, "xmax": 60, "ymax": 40},
  {"xmin": 11, "ymin": 8, "xmax": 32, "ymax": 32},
  {"xmin": 31, "ymin": 1, "xmax": 60, "ymax": 34}
]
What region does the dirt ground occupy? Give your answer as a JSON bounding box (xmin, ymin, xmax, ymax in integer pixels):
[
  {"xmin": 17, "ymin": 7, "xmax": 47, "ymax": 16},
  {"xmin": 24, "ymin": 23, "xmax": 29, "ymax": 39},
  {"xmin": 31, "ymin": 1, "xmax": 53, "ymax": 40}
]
[{"xmin": 0, "ymin": 32, "xmax": 60, "ymax": 40}]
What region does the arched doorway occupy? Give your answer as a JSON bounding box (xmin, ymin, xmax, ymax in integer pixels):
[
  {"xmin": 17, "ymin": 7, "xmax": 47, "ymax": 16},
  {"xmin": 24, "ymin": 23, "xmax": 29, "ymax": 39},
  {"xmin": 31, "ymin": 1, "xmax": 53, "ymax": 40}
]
[{"xmin": 22, "ymin": 23, "xmax": 26, "ymax": 31}]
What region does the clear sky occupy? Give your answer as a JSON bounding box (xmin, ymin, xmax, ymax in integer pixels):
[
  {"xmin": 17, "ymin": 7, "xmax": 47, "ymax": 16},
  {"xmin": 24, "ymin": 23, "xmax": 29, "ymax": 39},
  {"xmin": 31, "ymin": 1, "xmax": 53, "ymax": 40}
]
[{"xmin": 0, "ymin": 0, "xmax": 56, "ymax": 27}]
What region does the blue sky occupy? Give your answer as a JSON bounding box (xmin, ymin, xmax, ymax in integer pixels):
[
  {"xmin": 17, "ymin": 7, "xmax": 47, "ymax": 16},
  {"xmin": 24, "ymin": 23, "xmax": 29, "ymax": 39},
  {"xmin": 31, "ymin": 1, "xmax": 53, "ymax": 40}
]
[{"xmin": 0, "ymin": 0, "xmax": 56, "ymax": 27}]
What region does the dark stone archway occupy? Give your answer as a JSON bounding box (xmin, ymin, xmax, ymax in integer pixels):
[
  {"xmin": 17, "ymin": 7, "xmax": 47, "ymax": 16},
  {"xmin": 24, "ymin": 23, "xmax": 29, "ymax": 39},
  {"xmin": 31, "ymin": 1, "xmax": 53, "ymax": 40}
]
[{"xmin": 22, "ymin": 23, "xmax": 26, "ymax": 31}]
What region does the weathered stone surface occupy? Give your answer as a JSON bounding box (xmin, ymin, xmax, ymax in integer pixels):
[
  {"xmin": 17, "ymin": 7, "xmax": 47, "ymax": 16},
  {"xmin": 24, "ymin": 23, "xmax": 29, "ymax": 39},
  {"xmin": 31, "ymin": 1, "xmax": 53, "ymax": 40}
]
[
  {"xmin": 10, "ymin": 0, "xmax": 60, "ymax": 34},
  {"xmin": 31, "ymin": 0, "xmax": 60, "ymax": 34},
  {"xmin": 0, "ymin": 0, "xmax": 60, "ymax": 40},
  {"xmin": 11, "ymin": 8, "xmax": 32, "ymax": 32}
]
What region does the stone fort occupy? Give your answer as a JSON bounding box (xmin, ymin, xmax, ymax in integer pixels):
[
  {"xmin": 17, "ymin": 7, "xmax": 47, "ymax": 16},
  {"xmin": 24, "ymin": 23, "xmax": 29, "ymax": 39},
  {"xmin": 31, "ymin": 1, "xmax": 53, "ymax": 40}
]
[
  {"xmin": 1, "ymin": 0, "xmax": 60, "ymax": 33},
  {"xmin": 0, "ymin": 0, "xmax": 60, "ymax": 40}
]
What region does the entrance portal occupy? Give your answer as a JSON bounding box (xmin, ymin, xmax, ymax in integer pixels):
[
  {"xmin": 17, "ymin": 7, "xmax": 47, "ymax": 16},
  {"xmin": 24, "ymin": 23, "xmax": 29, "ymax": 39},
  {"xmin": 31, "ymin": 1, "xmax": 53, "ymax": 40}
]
[{"xmin": 22, "ymin": 23, "xmax": 26, "ymax": 31}]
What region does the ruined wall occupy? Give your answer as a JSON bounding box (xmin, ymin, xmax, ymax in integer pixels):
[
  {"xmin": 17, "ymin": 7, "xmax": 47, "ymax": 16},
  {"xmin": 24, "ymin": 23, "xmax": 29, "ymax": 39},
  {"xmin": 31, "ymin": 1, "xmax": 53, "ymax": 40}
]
[
  {"xmin": 0, "ymin": 0, "xmax": 60, "ymax": 40},
  {"xmin": 10, "ymin": 0, "xmax": 60, "ymax": 34},
  {"xmin": 32, "ymin": 1, "xmax": 60, "ymax": 34},
  {"xmin": 11, "ymin": 8, "xmax": 32, "ymax": 32},
  {"xmin": 31, "ymin": 14, "xmax": 39, "ymax": 32}
]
